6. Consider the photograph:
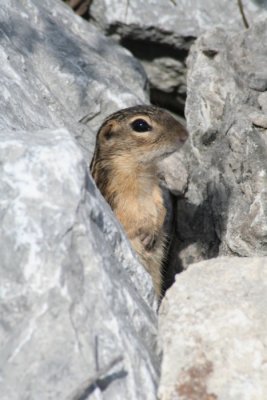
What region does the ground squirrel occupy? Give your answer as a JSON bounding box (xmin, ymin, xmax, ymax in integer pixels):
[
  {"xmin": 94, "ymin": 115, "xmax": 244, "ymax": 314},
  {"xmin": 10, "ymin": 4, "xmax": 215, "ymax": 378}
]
[{"xmin": 90, "ymin": 105, "xmax": 188, "ymax": 298}]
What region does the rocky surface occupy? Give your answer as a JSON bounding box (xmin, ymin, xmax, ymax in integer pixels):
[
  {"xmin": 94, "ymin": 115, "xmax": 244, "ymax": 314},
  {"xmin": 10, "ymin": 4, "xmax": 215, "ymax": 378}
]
[
  {"xmin": 2, "ymin": 0, "xmax": 267, "ymax": 399},
  {"xmin": 0, "ymin": 0, "xmax": 159, "ymax": 399},
  {"xmin": 158, "ymin": 16, "xmax": 267, "ymax": 400},
  {"xmin": 178, "ymin": 19, "xmax": 267, "ymax": 267},
  {"xmin": 158, "ymin": 257, "xmax": 267, "ymax": 400},
  {"xmin": 89, "ymin": 0, "xmax": 267, "ymax": 114},
  {"xmin": 0, "ymin": 127, "xmax": 159, "ymax": 400},
  {"xmin": 0, "ymin": 0, "xmax": 148, "ymax": 160}
]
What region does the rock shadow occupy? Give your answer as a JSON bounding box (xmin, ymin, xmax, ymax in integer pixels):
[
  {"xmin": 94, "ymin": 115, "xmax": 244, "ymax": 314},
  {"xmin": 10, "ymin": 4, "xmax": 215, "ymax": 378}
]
[
  {"xmin": 161, "ymin": 177, "xmax": 231, "ymax": 297},
  {"xmin": 77, "ymin": 369, "xmax": 128, "ymax": 399}
]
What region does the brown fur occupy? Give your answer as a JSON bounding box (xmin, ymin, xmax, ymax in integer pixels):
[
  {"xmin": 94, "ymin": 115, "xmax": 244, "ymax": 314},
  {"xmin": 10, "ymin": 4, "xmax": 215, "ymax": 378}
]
[{"xmin": 90, "ymin": 105, "xmax": 188, "ymax": 298}]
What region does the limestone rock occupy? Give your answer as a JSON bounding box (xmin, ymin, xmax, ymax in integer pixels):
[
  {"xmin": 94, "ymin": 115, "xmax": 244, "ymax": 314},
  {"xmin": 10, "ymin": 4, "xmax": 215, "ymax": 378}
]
[
  {"xmin": 89, "ymin": 0, "xmax": 267, "ymax": 113},
  {"xmin": 159, "ymin": 257, "xmax": 267, "ymax": 400},
  {"xmin": 0, "ymin": 1, "xmax": 159, "ymax": 399},
  {"xmin": 0, "ymin": 127, "xmax": 159, "ymax": 400},
  {"xmin": 179, "ymin": 20, "xmax": 267, "ymax": 266},
  {"xmin": 0, "ymin": 0, "xmax": 148, "ymax": 161},
  {"xmin": 90, "ymin": 0, "xmax": 265, "ymax": 38}
]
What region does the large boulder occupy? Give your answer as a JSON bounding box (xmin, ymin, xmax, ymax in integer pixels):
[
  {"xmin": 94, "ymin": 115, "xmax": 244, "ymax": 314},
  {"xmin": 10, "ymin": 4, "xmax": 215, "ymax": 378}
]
[
  {"xmin": 0, "ymin": 0, "xmax": 148, "ymax": 160},
  {"xmin": 177, "ymin": 19, "xmax": 267, "ymax": 266},
  {"xmin": 158, "ymin": 257, "xmax": 267, "ymax": 400},
  {"xmin": 89, "ymin": 0, "xmax": 267, "ymax": 113},
  {"xmin": 0, "ymin": 128, "xmax": 159, "ymax": 400},
  {"xmin": 157, "ymin": 22, "xmax": 267, "ymax": 398},
  {"xmin": 0, "ymin": 0, "xmax": 159, "ymax": 399}
]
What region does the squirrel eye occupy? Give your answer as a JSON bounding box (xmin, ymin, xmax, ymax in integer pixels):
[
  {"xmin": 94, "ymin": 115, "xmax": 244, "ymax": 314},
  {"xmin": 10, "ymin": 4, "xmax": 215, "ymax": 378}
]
[{"xmin": 131, "ymin": 118, "xmax": 152, "ymax": 132}]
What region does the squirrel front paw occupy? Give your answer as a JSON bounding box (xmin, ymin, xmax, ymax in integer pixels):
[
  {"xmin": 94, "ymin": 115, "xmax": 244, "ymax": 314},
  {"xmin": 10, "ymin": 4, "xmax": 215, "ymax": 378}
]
[{"xmin": 139, "ymin": 231, "xmax": 157, "ymax": 251}]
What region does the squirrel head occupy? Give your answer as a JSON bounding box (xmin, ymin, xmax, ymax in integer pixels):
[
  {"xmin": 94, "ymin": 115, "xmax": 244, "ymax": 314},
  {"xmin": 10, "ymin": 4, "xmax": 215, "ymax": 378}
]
[{"xmin": 91, "ymin": 105, "xmax": 188, "ymax": 167}]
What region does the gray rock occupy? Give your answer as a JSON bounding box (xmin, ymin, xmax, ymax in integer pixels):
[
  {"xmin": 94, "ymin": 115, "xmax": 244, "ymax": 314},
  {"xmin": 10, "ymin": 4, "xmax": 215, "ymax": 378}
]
[
  {"xmin": 89, "ymin": 0, "xmax": 267, "ymax": 113},
  {"xmin": 0, "ymin": 0, "xmax": 159, "ymax": 399},
  {"xmin": 158, "ymin": 257, "xmax": 267, "ymax": 400},
  {"xmin": 0, "ymin": 127, "xmax": 159, "ymax": 400},
  {"xmin": 158, "ymin": 150, "xmax": 189, "ymax": 197},
  {"xmin": 0, "ymin": 0, "xmax": 148, "ymax": 161},
  {"xmin": 90, "ymin": 0, "xmax": 266, "ymax": 38},
  {"xmin": 179, "ymin": 20, "xmax": 267, "ymax": 266}
]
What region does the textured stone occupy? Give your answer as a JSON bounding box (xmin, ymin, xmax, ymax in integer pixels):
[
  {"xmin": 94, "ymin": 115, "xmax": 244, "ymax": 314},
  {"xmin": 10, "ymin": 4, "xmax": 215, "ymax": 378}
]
[
  {"xmin": 89, "ymin": 0, "xmax": 266, "ymax": 42},
  {"xmin": 89, "ymin": 0, "xmax": 267, "ymax": 113},
  {"xmin": 0, "ymin": 0, "xmax": 148, "ymax": 161},
  {"xmin": 0, "ymin": 1, "xmax": 159, "ymax": 399},
  {"xmin": 0, "ymin": 127, "xmax": 159, "ymax": 400},
  {"xmin": 159, "ymin": 257, "xmax": 267, "ymax": 400},
  {"xmin": 178, "ymin": 20, "xmax": 267, "ymax": 266},
  {"xmin": 158, "ymin": 150, "xmax": 189, "ymax": 196}
]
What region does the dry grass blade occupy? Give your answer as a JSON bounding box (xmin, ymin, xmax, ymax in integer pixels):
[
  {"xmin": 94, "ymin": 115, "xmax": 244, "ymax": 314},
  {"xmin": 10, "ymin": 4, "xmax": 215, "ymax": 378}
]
[{"xmin": 237, "ymin": 0, "xmax": 249, "ymax": 28}]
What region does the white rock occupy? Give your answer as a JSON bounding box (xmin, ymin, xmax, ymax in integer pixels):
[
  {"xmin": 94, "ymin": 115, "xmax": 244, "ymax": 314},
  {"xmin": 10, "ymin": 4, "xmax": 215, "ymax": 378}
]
[
  {"xmin": 159, "ymin": 257, "xmax": 267, "ymax": 400},
  {"xmin": 0, "ymin": 128, "xmax": 159, "ymax": 400}
]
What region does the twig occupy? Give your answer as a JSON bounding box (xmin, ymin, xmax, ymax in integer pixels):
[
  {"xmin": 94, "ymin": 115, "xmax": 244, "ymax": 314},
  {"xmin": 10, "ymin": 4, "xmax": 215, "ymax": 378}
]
[
  {"xmin": 237, "ymin": 0, "xmax": 249, "ymax": 29},
  {"xmin": 67, "ymin": 355, "xmax": 124, "ymax": 400}
]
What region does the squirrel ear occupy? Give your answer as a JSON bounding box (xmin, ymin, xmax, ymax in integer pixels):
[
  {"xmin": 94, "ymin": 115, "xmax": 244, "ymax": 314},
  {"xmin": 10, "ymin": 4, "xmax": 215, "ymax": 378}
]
[{"xmin": 100, "ymin": 122, "xmax": 114, "ymax": 141}]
